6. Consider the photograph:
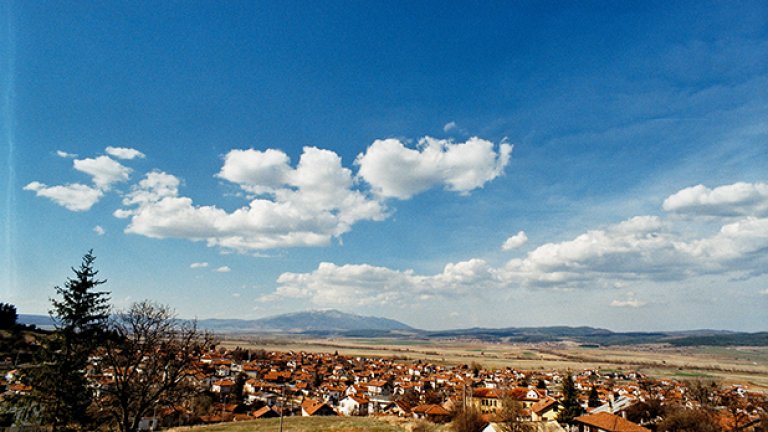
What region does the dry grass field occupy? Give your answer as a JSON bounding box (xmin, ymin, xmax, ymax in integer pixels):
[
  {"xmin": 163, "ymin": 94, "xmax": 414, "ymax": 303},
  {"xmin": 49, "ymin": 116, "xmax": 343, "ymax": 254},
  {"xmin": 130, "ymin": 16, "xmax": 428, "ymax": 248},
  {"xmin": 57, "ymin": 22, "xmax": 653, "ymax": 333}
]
[
  {"xmin": 220, "ymin": 336, "xmax": 768, "ymax": 390},
  {"xmin": 168, "ymin": 416, "xmax": 447, "ymax": 432}
]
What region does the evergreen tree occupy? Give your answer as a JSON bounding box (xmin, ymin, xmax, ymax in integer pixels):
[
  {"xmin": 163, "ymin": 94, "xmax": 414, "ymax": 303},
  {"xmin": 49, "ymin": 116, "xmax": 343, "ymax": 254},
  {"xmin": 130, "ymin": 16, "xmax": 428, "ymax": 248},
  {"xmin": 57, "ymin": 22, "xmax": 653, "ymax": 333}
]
[
  {"xmin": 0, "ymin": 303, "xmax": 17, "ymax": 329},
  {"xmin": 557, "ymin": 372, "xmax": 583, "ymax": 425},
  {"xmin": 50, "ymin": 250, "xmax": 110, "ymax": 340},
  {"xmin": 588, "ymin": 386, "xmax": 600, "ymax": 408},
  {"xmin": 27, "ymin": 250, "xmax": 111, "ymax": 431}
]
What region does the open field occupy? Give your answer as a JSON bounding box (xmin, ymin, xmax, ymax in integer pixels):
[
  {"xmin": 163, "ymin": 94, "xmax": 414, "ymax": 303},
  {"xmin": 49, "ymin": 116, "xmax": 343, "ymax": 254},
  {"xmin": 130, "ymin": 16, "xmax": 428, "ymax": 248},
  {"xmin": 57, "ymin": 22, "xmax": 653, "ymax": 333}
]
[
  {"xmin": 220, "ymin": 336, "xmax": 768, "ymax": 390},
  {"xmin": 168, "ymin": 416, "xmax": 446, "ymax": 432}
]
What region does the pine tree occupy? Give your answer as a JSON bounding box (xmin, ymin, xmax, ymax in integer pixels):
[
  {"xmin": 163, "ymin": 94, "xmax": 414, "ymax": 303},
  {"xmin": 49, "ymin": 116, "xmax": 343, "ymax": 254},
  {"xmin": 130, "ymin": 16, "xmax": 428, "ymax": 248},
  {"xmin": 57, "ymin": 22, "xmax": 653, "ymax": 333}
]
[
  {"xmin": 0, "ymin": 303, "xmax": 17, "ymax": 329},
  {"xmin": 588, "ymin": 386, "xmax": 600, "ymax": 408},
  {"xmin": 557, "ymin": 372, "xmax": 583, "ymax": 425},
  {"xmin": 50, "ymin": 250, "xmax": 110, "ymax": 340},
  {"xmin": 27, "ymin": 250, "xmax": 111, "ymax": 431}
]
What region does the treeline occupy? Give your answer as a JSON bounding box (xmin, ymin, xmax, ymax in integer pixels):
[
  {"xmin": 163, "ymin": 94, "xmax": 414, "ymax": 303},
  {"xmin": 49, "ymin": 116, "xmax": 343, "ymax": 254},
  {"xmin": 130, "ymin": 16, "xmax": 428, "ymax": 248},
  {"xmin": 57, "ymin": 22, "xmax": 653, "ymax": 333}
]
[
  {"xmin": 668, "ymin": 332, "xmax": 768, "ymax": 347},
  {"xmin": 1, "ymin": 250, "xmax": 215, "ymax": 432}
]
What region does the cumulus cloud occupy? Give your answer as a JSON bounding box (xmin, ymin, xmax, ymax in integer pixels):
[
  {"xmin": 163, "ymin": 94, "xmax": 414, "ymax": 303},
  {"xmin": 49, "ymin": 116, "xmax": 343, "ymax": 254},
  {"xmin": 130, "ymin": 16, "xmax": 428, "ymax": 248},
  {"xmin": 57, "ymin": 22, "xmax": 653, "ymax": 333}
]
[
  {"xmin": 215, "ymin": 266, "xmax": 231, "ymax": 273},
  {"xmin": 118, "ymin": 147, "xmax": 386, "ymax": 251},
  {"xmin": 190, "ymin": 262, "xmax": 209, "ymax": 269},
  {"xmin": 355, "ymin": 137, "xmax": 513, "ymax": 199},
  {"xmin": 23, "ymin": 182, "xmax": 103, "ymax": 212},
  {"xmin": 662, "ymin": 182, "xmax": 768, "ymax": 217},
  {"xmin": 260, "ymin": 181, "xmax": 768, "ymax": 306},
  {"xmin": 93, "ymin": 225, "xmax": 105, "ymax": 235},
  {"xmin": 610, "ymin": 298, "xmax": 646, "ymax": 308},
  {"xmin": 264, "ymin": 258, "xmax": 498, "ymax": 306},
  {"xmin": 217, "ymin": 148, "xmax": 291, "ymax": 194},
  {"xmin": 501, "ymin": 231, "xmax": 528, "ymax": 250},
  {"xmin": 30, "ymin": 136, "xmax": 513, "ymax": 251},
  {"xmin": 26, "ymin": 150, "xmax": 137, "ymax": 211},
  {"xmin": 106, "ymin": 146, "xmax": 146, "ymax": 160},
  {"xmin": 73, "ymin": 155, "xmax": 131, "ymax": 190},
  {"xmin": 610, "ymin": 292, "xmax": 647, "ymax": 308},
  {"xmin": 501, "ymin": 216, "xmax": 689, "ymax": 286},
  {"xmin": 443, "ymin": 121, "xmax": 458, "ymax": 132}
]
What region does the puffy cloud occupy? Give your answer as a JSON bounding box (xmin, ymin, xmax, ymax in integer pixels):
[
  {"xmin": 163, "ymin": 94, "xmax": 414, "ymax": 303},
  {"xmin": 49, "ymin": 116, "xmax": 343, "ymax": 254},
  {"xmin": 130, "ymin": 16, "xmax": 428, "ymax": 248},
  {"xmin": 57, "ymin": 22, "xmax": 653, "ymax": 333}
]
[
  {"xmin": 106, "ymin": 146, "xmax": 145, "ymax": 160},
  {"xmin": 215, "ymin": 266, "xmax": 231, "ymax": 273},
  {"xmin": 73, "ymin": 155, "xmax": 131, "ymax": 190},
  {"xmin": 262, "ymin": 181, "xmax": 768, "ymax": 305},
  {"xmin": 27, "ymin": 151, "xmax": 136, "ymax": 211},
  {"xmin": 264, "ymin": 258, "xmax": 498, "ymax": 306},
  {"xmin": 119, "ymin": 147, "xmax": 386, "ymax": 251},
  {"xmin": 677, "ymin": 216, "xmax": 768, "ymax": 268},
  {"xmin": 662, "ymin": 182, "xmax": 768, "ymax": 217},
  {"xmin": 23, "ymin": 182, "xmax": 103, "ymax": 212},
  {"xmin": 217, "ymin": 148, "xmax": 291, "ymax": 194},
  {"xmin": 443, "ymin": 121, "xmax": 458, "ymax": 132},
  {"xmin": 502, "ymin": 216, "xmax": 687, "ymax": 286},
  {"xmin": 93, "ymin": 225, "xmax": 105, "ymax": 235},
  {"xmin": 355, "ymin": 137, "xmax": 513, "ymax": 199},
  {"xmin": 190, "ymin": 262, "xmax": 209, "ymax": 269},
  {"xmin": 501, "ymin": 231, "xmax": 528, "ymax": 250},
  {"xmin": 610, "ymin": 294, "xmax": 647, "ymax": 308},
  {"xmin": 56, "ymin": 150, "xmax": 76, "ymax": 158}
]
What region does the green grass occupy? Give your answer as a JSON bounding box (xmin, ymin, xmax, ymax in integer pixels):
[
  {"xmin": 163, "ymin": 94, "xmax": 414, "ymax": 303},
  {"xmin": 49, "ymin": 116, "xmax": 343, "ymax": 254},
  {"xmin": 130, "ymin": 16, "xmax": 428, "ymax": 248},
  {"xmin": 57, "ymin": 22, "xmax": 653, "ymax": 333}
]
[{"xmin": 168, "ymin": 416, "xmax": 438, "ymax": 432}]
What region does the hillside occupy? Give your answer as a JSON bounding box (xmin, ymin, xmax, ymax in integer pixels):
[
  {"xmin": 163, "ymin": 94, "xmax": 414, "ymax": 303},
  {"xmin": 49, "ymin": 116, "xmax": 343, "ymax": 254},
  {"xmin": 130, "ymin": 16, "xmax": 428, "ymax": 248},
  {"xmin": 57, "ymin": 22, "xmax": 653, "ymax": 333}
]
[
  {"xmin": 17, "ymin": 311, "xmax": 767, "ymax": 346},
  {"xmin": 169, "ymin": 416, "xmax": 445, "ymax": 432},
  {"xmin": 198, "ymin": 309, "xmax": 415, "ymax": 333}
]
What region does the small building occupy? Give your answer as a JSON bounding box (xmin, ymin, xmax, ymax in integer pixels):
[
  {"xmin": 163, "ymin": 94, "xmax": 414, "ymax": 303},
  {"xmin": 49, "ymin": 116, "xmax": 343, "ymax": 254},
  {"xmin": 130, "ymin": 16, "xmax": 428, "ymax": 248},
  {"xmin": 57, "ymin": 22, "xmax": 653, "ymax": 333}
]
[
  {"xmin": 412, "ymin": 404, "xmax": 452, "ymax": 422},
  {"xmin": 338, "ymin": 394, "xmax": 370, "ymax": 416},
  {"xmin": 573, "ymin": 412, "xmax": 650, "ymax": 432},
  {"xmin": 301, "ymin": 398, "xmax": 337, "ymax": 417}
]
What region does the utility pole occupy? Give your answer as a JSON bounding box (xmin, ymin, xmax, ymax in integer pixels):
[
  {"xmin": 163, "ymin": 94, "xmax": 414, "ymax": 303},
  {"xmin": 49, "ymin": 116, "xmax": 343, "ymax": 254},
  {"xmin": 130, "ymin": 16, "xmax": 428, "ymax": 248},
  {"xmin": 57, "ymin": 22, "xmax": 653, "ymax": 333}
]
[{"xmin": 278, "ymin": 384, "xmax": 284, "ymax": 432}]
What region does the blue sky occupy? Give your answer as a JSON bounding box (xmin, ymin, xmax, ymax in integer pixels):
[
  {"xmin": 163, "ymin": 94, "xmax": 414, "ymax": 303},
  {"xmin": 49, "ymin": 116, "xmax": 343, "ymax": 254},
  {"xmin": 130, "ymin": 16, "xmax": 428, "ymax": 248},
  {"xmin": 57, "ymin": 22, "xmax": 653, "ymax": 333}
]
[{"xmin": 2, "ymin": 1, "xmax": 767, "ymax": 331}]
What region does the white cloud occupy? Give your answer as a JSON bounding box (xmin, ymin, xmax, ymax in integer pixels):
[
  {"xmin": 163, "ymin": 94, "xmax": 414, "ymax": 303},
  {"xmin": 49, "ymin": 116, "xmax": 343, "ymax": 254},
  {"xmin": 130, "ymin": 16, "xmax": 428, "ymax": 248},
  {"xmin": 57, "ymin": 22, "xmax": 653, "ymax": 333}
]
[
  {"xmin": 443, "ymin": 121, "xmax": 458, "ymax": 132},
  {"xmin": 119, "ymin": 147, "xmax": 386, "ymax": 251},
  {"xmin": 610, "ymin": 297, "xmax": 647, "ymax": 308},
  {"xmin": 215, "ymin": 266, "xmax": 231, "ymax": 273},
  {"xmin": 662, "ymin": 182, "xmax": 768, "ymax": 217},
  {"xmin": 355, "ymin": 137, "xmax": 513, "ymax": 199},
  {"xmin": 677, "ymin": 216, "xmax": 768, "ymax": 266},
  {"xmin": 501, "ymin": 231, "xmax": 528, "ymax": 250},
  {"xmin": 73, "ymin": 155, "xmax": 131, "ymax": 190},
  {"xmin": 264, "ymin": 258, "xmax": 498, "ymax": 306},
  {"xmin": 502, "ymin": 216, "xmax": 687, "ymax": 286},
  {"xmin": 261, "ymin": 181, "xmax": 768, "ymax": 305},
  {"xmin": 24, "ymin": 182, "xmax": 103, "ymax": 212},
  {"xmin": 56, "ymin": 150, "xmax": 77, "ymax": 158},
  {"xmin": 27, "ymin": 152, "xmax": 132, "ymax": 211},
  {"xmin": 190, "ymin": 262, "xmax": 209, "ymax": 269},
  {"xmin": 760, "ymin": 289, "xmax": 768, "ymax": 296},
  {"xmin": 105, "ymin": 146, "xmax": 145, "ymax": 160},
  {"xmin": 217, "ymin": 148, "xmax": 291, "ymax": 194},
  {"xmin": 93, "ymin": 225, "xmax": 105, "ymax": 235}
]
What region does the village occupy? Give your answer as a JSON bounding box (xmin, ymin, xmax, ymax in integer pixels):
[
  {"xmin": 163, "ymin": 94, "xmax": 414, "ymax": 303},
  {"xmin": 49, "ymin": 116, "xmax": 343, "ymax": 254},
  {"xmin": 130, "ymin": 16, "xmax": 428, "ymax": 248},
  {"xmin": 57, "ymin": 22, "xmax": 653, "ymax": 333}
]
[{"xmin": 7, "ymin": 345, "xmax": 760, "ymax": 431}]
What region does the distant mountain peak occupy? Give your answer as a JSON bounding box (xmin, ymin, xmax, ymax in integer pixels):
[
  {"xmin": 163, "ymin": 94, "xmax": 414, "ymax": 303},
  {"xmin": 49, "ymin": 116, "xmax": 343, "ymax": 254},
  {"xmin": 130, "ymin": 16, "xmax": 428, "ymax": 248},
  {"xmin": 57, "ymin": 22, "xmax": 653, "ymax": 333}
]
[
  {"xmin": 196, "ymin": 309, "xmax": 414, "ymax": 333},
  {"xmin": 255, "ymin": 309, "xmax": 414, "ymax": 332}
]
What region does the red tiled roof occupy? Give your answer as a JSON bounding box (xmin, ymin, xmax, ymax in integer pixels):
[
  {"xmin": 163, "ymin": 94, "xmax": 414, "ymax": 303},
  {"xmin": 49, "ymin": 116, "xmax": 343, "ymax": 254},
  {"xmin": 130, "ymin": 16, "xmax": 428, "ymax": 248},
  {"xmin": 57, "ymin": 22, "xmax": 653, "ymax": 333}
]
[{"xmin": 573, "ymin": 412, "xmax": 650, "ymax": 432}]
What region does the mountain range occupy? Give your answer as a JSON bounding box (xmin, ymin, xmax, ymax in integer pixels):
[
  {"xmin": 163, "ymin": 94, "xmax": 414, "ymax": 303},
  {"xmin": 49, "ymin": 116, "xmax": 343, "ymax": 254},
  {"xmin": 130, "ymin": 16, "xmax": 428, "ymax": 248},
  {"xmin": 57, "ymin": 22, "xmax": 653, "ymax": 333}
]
[
  {"xmin": 196, "ymin": 309, "xmax": 414, "ymax": 333},
  {"xmin": 17, "ymin": 310, "xmax": 768, "ymax": 346}
]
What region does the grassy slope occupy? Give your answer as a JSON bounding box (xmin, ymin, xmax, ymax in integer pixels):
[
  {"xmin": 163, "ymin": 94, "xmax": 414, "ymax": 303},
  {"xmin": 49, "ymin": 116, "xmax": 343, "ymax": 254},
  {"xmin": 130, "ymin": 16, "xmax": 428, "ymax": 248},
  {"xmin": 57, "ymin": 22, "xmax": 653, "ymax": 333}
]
[{"xmin": 168, "ymin": 416, "xmax": 448, "ymax": 432}]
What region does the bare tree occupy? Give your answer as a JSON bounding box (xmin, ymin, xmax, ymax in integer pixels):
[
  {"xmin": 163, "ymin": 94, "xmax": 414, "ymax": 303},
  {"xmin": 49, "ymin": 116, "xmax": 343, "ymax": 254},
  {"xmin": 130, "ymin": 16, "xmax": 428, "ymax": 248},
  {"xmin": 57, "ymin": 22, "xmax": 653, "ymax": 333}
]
[
  {"xmin": 657, "ymin": 405, "xmax": 720, "ymax": 432},
  {"xmin": 496, "ymin": 391, "xmax": 533, "ymax": 432},
  {"xmin": 451, "ymin": 403, "xmax": 485, "ymax": 432},
  {"xmin": 97, "ymin": 301, "xmax": 215, "ymax": 432}
]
